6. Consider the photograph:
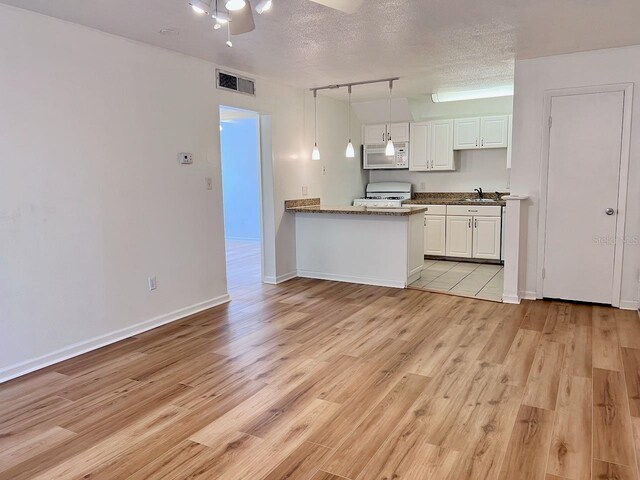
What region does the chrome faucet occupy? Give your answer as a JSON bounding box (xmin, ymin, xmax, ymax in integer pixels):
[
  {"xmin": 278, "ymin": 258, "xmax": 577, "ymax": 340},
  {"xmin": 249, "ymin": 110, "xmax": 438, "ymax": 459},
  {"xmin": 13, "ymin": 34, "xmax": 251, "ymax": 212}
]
[{"xmin": 474, "ymin": 187, "xmax": 484, "ymax": 199}]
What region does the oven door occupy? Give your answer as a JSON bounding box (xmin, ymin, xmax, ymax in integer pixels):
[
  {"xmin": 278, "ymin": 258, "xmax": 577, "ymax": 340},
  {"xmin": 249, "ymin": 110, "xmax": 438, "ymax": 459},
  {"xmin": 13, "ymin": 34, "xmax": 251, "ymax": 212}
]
[{"xmin": 364, "ymin": 147, "xmax": 396, "ymax": 169}]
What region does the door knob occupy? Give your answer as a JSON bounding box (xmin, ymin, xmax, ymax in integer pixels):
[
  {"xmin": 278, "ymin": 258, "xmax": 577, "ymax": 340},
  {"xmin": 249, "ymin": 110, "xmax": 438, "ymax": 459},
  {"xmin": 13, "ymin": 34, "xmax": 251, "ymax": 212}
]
[{"xmin": 605, "ymin": 208, "xmax": 616, "ymax": 216}]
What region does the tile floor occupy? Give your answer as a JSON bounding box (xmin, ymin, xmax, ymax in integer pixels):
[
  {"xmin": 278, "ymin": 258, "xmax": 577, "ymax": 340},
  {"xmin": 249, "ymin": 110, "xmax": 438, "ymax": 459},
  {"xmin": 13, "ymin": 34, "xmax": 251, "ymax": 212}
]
[{"xmin": 409, "ymin": 259, "xmax": 504, "ymax": 302}]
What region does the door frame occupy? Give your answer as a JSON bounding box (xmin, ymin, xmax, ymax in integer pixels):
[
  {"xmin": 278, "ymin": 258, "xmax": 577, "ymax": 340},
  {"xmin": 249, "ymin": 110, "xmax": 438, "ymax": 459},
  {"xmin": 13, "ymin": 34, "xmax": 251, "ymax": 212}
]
[
  {"xmin": 535, "ymin": 83, "xmax": 633, "ymax": 307},
  {"xmin": 218, "ymin": 105, "xmax": 268, "ymax": 285}
]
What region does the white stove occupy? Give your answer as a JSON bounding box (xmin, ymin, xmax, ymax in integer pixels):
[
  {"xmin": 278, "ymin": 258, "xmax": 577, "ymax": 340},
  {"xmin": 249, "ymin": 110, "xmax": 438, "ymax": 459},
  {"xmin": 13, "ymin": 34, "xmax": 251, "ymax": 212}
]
[{"xmin": 353, "ymin": 182, "xmax": 412, "ymax": 208}]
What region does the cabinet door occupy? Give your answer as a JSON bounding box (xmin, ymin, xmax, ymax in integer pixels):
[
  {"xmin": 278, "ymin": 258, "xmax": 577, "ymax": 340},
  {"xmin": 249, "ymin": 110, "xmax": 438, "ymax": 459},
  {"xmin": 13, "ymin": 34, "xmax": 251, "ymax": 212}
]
[
  {"xmin": 409, "ymin": 122, "xmax": 431, "ymax": 171},
  {"xmin": 480, "ymin": 115, "xmax": 509, "ymax": 148},
  {"xmin": 424, "ymin": 215, "xmax": 446, "ymax": 256},
  {"xmin": 453, "ymin": 118, "xmax": 480, "ymax": 150},
  {"xmin": 445, "ymin": 216, "xmax": 473, "ymax": 258},
  {"xmin": 363, "ymin": 124, "xmax": 387, "ymax": 145},
  {"xmin": 430, "ymin": 120, "xmax": 455, "ymax": 171},
  {"xmin": 506, "ymin": 114, "xmax": 513, "ymax": 169},
  {"xmin": 472, "ymin": 216, "xmax": 502, "ymax": 260},
  {"xmin": 390, "ymin": 122, "xmax": 410, "ymax": 142}
]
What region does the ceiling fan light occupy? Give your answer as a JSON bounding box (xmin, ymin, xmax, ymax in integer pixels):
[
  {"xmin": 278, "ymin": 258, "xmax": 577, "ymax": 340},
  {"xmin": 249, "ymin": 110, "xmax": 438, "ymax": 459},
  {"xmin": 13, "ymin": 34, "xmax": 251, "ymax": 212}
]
[
  {"xmin": 345, "ymin": 141, "xmax": 355, "ymax": 158},
  {"xmin": 225, "ymin": 0, "xmax": 246, "ymax": 11},
  {"xmin": 256, "ymin": 0, "xmax": 273, "ymax": 13},
  {"xmin": 189, "ymin": 0, "xmax": 210, "ymax": 15},
  {"xmin": 385, "ymin": 139, "xmax": 395, "ymax": 157}
]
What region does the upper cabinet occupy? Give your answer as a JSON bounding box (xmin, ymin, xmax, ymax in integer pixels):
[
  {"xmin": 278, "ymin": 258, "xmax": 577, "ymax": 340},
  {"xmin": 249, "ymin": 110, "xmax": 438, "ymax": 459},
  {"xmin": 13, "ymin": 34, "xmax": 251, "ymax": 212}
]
[
  {"xmin": 363, "ymin": 122, "xmax": 410, "ymax": 145},
  {"xmin": 430, "ymin": 120, "xmax": 455, "ymax": 171},
  {"xmin": 409, "ymin": 120, "xmax": 454, "ymax": 172},
  {"xmin": 453, "ymin": 118, "xmax": 480, "ymax": 150},
  {"xmin": 363, "ymin": 124, "xmax": 387, "ymax": 145},
  {"xmin": 453, "ymin": 115, "xmax": 509, "ymax": 150}
]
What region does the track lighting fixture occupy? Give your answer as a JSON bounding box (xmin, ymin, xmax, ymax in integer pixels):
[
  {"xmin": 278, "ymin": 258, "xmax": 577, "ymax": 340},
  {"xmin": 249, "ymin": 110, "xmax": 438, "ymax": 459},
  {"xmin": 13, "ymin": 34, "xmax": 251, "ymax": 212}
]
[
  {"xmin": 385, "ymin": 80, "xmax": 395, "ymax": 157},
  {"xmin": 312, "ymin": 90, "xmax": 320, "ymax": 161},
  {"xmin": 345, "ymin": 86, "xmax": 354, "ymax": 158},
  {"xmin": 256, "ymin": 0, "xmax": 273, "ymax": 14},
  {"xmin": 225, "ymin": 0, "xmax": 246, "ymax": 11},
  {"xmin": 189, "ymin": 0, "xmax": 210, "ymax": 15}
]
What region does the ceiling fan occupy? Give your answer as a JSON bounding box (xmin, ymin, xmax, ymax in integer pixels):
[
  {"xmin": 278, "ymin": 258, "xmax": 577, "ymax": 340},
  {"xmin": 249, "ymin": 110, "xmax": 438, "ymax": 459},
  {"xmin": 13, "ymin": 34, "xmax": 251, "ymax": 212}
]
[{"xmin": 190, "ymin": 0, "xmax": 364, "ymax": 37}]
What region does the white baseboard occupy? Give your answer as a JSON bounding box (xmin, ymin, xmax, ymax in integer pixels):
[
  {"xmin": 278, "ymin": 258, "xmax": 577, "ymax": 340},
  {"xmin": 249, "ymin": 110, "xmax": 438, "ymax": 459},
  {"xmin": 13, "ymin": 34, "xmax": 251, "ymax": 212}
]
[
  {"xmin": 0, "ymin": 294, "xmax": 230, "ymax": 384},
  {"xmin": 297, "ymin": 270, "xmax": 405, "ymax": 289},
  {"xmin": 263, "ymin": 271, "xmax": 297, "ymax": 285},
  {"xmin": 520, "ymin": 291, "xmax": 538, "ymax": 300},
  {"xmin": 620, "ymin": 300, "xmax": 640, "ymax": 311},
  {"xmin": 502, "ymin": 294, "xmax": 521, "ymax": 304}
]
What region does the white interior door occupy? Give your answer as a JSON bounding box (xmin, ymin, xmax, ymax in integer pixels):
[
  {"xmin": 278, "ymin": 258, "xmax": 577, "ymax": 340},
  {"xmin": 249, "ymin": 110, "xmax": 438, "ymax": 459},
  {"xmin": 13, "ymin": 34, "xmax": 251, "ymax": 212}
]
[{"xmin": 543, "ymin": 91, "xmax": 624, "ymax": 304}]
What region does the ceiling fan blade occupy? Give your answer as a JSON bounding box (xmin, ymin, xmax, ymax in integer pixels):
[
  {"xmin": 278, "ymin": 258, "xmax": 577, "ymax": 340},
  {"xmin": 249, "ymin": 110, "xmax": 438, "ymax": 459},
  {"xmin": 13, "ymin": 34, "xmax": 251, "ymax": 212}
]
[
  {"xmin": 308, "ymin": 0, "xmax": 364, "ymax": 14},
  {"xmin": 229, "ymin": 3, "xmax": 255, "ymax": 34}
]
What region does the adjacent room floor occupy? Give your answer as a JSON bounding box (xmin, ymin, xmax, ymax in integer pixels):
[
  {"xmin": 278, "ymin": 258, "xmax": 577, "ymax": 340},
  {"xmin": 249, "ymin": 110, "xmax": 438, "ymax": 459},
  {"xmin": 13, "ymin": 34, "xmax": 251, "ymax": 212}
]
[
  {"xmin": 410, "ymin": 259, "xmax": 504, "ymax": 302},
  {"xmin": 1, "ymin": 277, "xmax": 638, "ymax": 479}
]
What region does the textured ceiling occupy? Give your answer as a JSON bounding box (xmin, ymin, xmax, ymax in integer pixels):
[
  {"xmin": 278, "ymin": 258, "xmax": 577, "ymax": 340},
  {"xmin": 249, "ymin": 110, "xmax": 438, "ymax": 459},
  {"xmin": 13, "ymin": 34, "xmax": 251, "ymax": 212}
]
[{"xmin": 3, "ymin": 0, "xmax": 640, "ymax": 100}]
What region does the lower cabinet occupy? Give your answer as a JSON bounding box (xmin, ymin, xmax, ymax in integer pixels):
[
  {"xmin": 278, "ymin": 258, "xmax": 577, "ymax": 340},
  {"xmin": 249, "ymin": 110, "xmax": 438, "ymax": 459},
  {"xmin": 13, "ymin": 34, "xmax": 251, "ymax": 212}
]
[
  {"xmin": 424, "ymin": 215, "xmax": 446, "ymax": 256},
  {"xmin": 445, "ymin": 215, "xmax": 473, "ymax": 258},
  {"xmin": 472, "ymin": 216, "xmax": 501, "ymax": 260}
]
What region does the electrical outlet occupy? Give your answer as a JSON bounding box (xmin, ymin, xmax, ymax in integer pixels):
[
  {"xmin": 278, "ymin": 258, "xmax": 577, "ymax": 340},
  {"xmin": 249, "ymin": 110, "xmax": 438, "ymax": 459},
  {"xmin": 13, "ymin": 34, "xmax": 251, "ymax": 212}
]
[
  {"xmin": 205, "ymin": 177, "xmax": 213, "ymax": 190},
  {"xmin": 148, "ymin": 276, "xmax": 157, "ymax": 291},
  {"xmin": 302, "ymin": 186, "xmax": 308, "ymax": 196}
]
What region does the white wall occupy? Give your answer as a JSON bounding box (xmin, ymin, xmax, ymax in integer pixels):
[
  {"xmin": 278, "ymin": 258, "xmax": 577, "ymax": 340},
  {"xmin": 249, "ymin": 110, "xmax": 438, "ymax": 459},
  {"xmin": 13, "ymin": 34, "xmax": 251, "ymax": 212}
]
[
  {"xmin": 369, "ymin": 96, "xmax": 512, "ymax": 192},
  {"xmin": 511, "ymin": 45, "xmax": 640, "ymax": 308},
  {"xmin": 0, "ymin": 5, "xmax": 362, "ymax": 379}
]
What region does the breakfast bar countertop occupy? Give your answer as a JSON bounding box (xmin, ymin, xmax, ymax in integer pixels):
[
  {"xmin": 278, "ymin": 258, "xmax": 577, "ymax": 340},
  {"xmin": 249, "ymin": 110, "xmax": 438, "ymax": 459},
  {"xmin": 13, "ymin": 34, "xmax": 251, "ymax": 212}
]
[{"xmin": 285, "ymin": 198, "xmax": 428, "ymax": 216}]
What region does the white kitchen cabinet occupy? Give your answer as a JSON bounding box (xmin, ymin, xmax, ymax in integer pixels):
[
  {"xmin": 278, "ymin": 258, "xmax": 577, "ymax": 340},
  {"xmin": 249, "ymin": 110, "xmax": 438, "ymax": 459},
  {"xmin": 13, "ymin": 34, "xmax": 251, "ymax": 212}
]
[
  {"xmin": 445, "ymin": 215, "xmax": 473, "ymax": 258},
  {"xmin": 431, "ymin": 120, "xmax": 455, "ymax": 170},
  {"xmin": 363, "ymin": 124, "xmax": 388, "ymax": 145},
  {"xmin": 409, "ymin": 122, "xmax": 431, "ymax": 171},
  {"xmin": 480, "ymin": 115, "xmax": 509, "ymax": 148},
  {"xmin": 390, "ymin": 123, "xmax": 410, "ymax": 142},
  {"xmin": 453, "ymin": 118, "xmax": 480, "ymax": 150},
  {"xmin": 472, "ymin": 216, "xmax": 502, "ymax": 260},
  {"xmin": 424, "ymin": 214, "xmax": 446, "ymax": 256},
  {"xmin": 409, "ymin": 120, "xmax": 454, "ymax": 171},
  {"xmin": 454, "ymin": 115, "xmax": 510, "ymax": 150},
  {"xmin": 363, "ymin": 122, "xmax": 410, "ymax": 145},
  {"xmin": 506, "ymin": 114, "xmax": 513, "ymax": 169}
]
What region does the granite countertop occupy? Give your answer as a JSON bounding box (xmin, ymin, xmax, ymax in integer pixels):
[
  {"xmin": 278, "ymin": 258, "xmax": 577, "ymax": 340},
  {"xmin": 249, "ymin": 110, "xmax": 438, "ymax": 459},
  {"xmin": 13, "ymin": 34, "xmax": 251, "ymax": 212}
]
[
  {"xmin": 287, "ymin": 204, "xmax": 428, "ymax": 216},
  {"xmin": 403, "ymin": 191, "xmax": 509, "ymax": 207}
]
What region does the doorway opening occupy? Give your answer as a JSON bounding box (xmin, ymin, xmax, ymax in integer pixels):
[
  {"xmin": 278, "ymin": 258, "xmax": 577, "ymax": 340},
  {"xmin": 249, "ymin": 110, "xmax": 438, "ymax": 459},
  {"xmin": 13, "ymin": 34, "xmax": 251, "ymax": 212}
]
[{"xmin": 219, "ymin": 105, "xmax": 263, "ymax": 296}]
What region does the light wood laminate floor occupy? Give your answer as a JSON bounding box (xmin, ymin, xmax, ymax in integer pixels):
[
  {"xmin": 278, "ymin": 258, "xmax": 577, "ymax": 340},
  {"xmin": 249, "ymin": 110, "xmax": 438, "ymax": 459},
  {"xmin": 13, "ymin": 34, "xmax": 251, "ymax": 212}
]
[{"xmin": 1, "ymin": 246, "xmax": 639, "ymax": 479}]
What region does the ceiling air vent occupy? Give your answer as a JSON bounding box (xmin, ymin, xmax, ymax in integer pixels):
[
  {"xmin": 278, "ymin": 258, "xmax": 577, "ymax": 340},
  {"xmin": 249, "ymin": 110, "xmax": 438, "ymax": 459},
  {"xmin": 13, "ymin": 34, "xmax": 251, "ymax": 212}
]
[{"xmin": 216, "ymin": 69, "xmax": 255, "ymax": 96}]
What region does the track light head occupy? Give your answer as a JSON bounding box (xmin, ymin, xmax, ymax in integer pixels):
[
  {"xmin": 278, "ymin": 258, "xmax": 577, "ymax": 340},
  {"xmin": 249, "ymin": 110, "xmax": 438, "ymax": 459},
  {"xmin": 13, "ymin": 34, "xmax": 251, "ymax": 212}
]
[
  {"xmin": 256, "ymin": 0, "xmax": 273, "ymax": 14},
  {"xmin": 189, "ymin": 0, "xmax": 211, "ymax": 15},
  {"xmin": 225, "ymin": 0, "xmax": 246, "ymax": 11}
]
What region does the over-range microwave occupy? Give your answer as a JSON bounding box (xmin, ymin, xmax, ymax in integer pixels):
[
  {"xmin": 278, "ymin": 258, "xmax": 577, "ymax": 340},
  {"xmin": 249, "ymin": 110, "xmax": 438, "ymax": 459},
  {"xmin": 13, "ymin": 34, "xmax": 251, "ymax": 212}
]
[{"xmin": 363, "ymin": 142, "xmax": 409, "ymax": 169}]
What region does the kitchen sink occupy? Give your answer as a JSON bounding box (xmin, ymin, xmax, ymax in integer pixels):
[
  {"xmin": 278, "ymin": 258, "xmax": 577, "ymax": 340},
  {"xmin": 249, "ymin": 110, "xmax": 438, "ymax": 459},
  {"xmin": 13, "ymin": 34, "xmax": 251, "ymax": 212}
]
[{"xmin": 464, "ymin": 198, "xmax": 498, "ymax": 203}]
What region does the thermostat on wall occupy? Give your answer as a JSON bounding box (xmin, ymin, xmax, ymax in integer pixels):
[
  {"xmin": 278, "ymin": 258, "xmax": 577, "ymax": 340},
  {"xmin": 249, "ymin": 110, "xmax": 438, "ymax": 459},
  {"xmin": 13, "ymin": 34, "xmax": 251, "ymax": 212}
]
[{"xmin": 178, "ymin": 152, "xmax": 193, "ymax": 164}]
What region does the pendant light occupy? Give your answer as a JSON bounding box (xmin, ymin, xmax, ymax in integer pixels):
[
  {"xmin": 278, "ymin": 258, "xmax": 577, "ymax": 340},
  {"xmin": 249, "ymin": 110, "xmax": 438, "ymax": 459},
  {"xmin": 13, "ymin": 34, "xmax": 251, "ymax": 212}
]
[
  {"xmin": 226, "ymin": 22, "xmax": 233, "ymax": 47},
  {"xmin": 345, "ymin": 86, "xmax": 355, "ymax": 158},
  {"xmin": 225, "ymin": 0, "xmax": 246, "ymax": 11},
  {"xmin": 312, "ymin": 90, "xmax": 321, "ymax": 161},
  {"xmin": 385, "ymin": 80, "xmax": 395, "ymax": 157}
]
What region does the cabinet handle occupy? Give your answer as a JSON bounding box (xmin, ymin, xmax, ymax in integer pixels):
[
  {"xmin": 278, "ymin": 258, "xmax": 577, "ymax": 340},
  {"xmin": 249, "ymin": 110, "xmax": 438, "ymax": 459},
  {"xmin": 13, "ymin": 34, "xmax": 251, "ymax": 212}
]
[
  {"xmin": 468, "ymin": 219, "xmax": 471, "ymax": 228},
  {"xmin": 424, "ymin": 217, "xmax": 427, "ymax": 226},
  {"xmin": 474, "ymin": 219, "xmax": 477, "ymax": 228},
  {"xmin": 481, "ymin": 138, "xmax": 484, "ymax": 147},
  {"xmin": 475, "ymin": 139, "xmax": 478, "ymax": 147},
  {"xmin": 383, "ymin": 132, "xmax": 385, "ymax": 142}
]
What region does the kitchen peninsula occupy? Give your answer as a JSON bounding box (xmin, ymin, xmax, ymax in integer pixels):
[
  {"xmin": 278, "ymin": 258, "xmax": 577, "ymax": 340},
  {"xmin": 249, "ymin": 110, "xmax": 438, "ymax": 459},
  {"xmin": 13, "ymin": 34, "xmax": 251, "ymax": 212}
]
[{"xmin": 286, "ymin": 199, "xmax": 426, "ymax": 288}]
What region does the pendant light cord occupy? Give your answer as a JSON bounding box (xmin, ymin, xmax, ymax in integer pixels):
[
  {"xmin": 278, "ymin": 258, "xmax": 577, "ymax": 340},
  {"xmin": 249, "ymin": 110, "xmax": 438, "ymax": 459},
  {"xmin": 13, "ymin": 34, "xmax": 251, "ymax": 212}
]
[
  {"xmin": 314, "ymin": 90, "xmax": 318, "ymax": 146},
  {"xmin": 348, "ymin": 86, "xmax": 352, "ymax": 142},
  {"xmin": 388, "ymin": 80, "xmax": 393, "ymax": 142}
]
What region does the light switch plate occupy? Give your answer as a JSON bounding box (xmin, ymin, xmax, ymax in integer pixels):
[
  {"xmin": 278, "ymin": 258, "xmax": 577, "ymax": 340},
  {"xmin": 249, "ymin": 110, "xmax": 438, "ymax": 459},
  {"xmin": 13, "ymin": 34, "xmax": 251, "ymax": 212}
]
[
  {"xmin": 302, "ymin": 186, "xmax": 308, "ymax": 196},
  {"xmin": 205, "ymin": 177, "xmax": 213, "ymax": 190}
]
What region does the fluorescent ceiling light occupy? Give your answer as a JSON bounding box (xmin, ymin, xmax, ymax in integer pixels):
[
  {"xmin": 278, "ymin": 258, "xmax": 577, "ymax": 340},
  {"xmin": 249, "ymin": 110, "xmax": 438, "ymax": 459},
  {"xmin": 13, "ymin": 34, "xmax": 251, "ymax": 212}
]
[
  {"xmin": 256, "ymin": 0, "xmax": 273, "ymax": 13},
  {"xmin": 225, "ymin": 0, "xmax": 246, "ymax": 11},
  {"xmin": 190, "ymin": 0, "xmax": 210, "ymax": 15},
  {"xmin": 431, "ymin": 85, "xmax": 514, "ymax": 103}
]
